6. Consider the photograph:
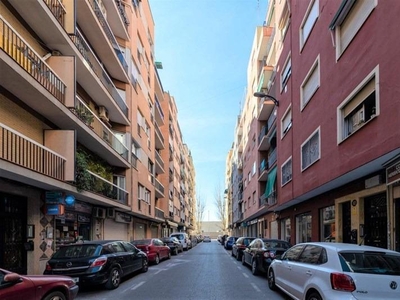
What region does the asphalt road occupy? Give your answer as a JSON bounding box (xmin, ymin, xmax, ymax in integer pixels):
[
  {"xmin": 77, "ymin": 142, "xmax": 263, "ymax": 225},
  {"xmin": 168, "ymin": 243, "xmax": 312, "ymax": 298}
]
[{"xmin": 76, "ymin": 239, "xmax": 290, "ymax": 300}]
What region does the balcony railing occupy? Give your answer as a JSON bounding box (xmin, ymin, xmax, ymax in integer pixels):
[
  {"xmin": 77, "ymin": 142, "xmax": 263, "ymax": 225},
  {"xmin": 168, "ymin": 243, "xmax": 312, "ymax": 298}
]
[
  {"xmin": 70, "ymin": 29, "xmax": 128, "ymax": 118},
  {"xmin": 155, "ymin": 207, "xmax": 164, "ymax": 219},
  {"xmin": 0, "ymin": 123, "xmax": 65, "ymax": 180},
  {"xmin": 155, "ymin": 178, "xmax": 165, "ymax": 195},
  {"xmin": 258, "ymin": 125, "xmax": 268, "ymax": 146},
  {"xmin": 73, "ymin": 97, "xmax": 129, "ymax": 161},
  {"xmin": 42, "ymin": 0, "xmax": 66, "ymax": 27},
  {"xmin": 0, "ymin": 18, "xmax": 66, "ymax": 103},
  {"xmin": 87, "ymin": 170, "xmax": 128, "ymax": 204},
  {"xmin": 155, "ymin": 123, "xmax": 165, "ymax": 146},
  {"xmin": 88, "ymin": 0, "xmax": 129, "ymax": 73},
  {"xmin": 155, "ymin": 151, "xmax": 164, "ymax": 170},
  {"xmin": 131, "ymin": 152, "xmax": 138, "ymax": 168},
  {"xmin": 268, "ymin": 148, "xmax": 277, "ymax": 167}
]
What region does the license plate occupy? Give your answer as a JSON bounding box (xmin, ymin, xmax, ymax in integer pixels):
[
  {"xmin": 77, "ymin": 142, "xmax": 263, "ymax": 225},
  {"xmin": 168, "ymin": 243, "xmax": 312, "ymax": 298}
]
[{"xmin": 72, "ymin": 277, "xmax": 79, "ymax": 283}]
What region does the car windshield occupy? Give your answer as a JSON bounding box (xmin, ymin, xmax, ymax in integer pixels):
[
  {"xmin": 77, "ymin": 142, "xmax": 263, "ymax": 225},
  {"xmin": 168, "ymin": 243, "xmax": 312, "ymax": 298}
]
[
  {"xmin": 52, "ymin": 244, "xmax": 99, "ymax": 258},
  {"xmin": 339, "ymin": 251, "xmax": 400, "ymax": 275},
  {"xmin": 131, "ymin": 239, "xmax": 151, "ymax": 245}
]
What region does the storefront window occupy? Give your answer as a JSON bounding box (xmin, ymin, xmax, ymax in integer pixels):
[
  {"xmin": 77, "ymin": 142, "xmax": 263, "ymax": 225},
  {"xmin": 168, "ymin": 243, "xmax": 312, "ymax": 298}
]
[
  {"xmin": 281, "ymin": 218, "xmax": 291, "ymax": 243},
  {"xmin": 320, "ymin": 205, "xmax": 335, "ymax": 242},
  {"xmin": 296, "ymin": 213, "xmax": 312, "ymax": 243}
]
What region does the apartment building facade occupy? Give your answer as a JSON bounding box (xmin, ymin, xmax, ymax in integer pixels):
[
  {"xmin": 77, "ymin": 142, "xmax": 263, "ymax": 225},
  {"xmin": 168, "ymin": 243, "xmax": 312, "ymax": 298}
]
[
  {"xmin": 228, "ymin": 0, "xmax": 400, "ymax": 251},
  {"xmin": 0, "ymin": 0, "xmax": 195, "ymax": 275}
]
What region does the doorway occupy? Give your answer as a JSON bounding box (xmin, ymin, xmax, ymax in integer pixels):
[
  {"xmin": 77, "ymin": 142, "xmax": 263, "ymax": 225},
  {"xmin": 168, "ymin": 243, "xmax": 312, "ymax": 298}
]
[
  {"xmin": 364, "ymin": 193, "xmax": 387, "ymax": 249},
  {"xmin": 341, "ymin": 201, "xmax": 352, "ymax": 243},
  {"xmin": 0, "ymin": 192, "xmax": 27, "ymax": 274}
]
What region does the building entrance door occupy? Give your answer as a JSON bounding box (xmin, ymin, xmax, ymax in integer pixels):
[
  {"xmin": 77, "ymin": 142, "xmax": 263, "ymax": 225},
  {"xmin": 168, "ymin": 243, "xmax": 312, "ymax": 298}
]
[
  {"xmin": 0, "ymin": 192, "xmax": 27, "ymax": 274},
  {"xmin": 364, "ymin": 193, "xmax": 387, "ymax": 249},
  {"xmin": 342, "ymin": 201, "xmax": 352, "ymax": 243}
]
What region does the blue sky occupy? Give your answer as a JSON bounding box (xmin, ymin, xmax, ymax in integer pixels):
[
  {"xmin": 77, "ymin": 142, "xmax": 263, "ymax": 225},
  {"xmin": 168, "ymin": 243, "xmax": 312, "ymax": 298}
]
[{"xmin": 150, "ymin": 0, "xmax": 269, "ymax": 221}]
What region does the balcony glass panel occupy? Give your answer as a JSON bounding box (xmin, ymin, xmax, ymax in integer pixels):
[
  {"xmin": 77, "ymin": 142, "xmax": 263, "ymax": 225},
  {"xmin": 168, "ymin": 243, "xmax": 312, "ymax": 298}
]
[{"xmin": 87, "ymin": 170, "xmax": 128, "ymax": 204}]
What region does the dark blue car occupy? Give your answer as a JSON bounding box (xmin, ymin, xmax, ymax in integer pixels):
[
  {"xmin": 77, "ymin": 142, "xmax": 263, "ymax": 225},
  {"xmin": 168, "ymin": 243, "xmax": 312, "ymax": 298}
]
[{"xmin": 224, "ymin": 236, "xmax": 239, "ymax": 250}]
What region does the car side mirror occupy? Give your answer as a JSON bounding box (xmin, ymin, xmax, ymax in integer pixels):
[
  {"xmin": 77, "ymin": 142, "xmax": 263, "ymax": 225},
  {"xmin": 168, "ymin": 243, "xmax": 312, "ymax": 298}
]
[{"xmin": 4, "ymin": 273, "xmax": 22, "ymax": 284}]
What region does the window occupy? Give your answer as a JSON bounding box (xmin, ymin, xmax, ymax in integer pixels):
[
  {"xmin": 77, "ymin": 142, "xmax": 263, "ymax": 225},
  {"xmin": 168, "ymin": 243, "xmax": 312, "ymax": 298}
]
[
  {"xmin": 279, "ymin": 1, "xmax": 290, "ymax": 41},
  {"xmin": 300, "ymin": 0, "xmax": 319, "ymax": 50},
  {"xmin": 300, "ymin": 55, "xmax": 320, "ymax": 109},
  {"xmin": 338, "ymin": 68, "xmax": 378, "ymax": 141},
  {"xmin": 281, "ymin": 54, "xmax": 292, "ymax": 91},
  {"xmin": 321, "ymin": 206, "xmax": 335, "ymax": 242},
  {"xmin": 281, "ymin": 157, "xmax": 292, "ymax": 186},
  {"xmin": 296, "ymin": 213, "xmax": 312, "ymax": 243},
  {"xmin": 281, "ymin": 218, "xmax": 291, "ymax": 243},
  {"xmin": 281, "ymin": 106, "xmax": 292, "ymax": 137},
  {"xmin": 301, "ymin": 127, "xmax": 320, "ymax": 171},
  {"xmin": 330, "ymin": 0, "xmax": 377, "ymax": 59},
  {"xmin": 298, "ymin": 245, "xmax": 326, "ymax": 264},
  {"xmin": 252, "ymin": 162, "xmax": 256, "ymax": 176}
]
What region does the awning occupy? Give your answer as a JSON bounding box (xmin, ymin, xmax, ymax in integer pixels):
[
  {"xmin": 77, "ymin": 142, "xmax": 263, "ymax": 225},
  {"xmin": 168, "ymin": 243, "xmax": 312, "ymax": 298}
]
[
  {"xmin": 265, "ymin": 166, "xmax": 277, "ymax": 197},
  {"xmin": 167, "ymin": 220, "xmax": 178, "ymax": 228}
]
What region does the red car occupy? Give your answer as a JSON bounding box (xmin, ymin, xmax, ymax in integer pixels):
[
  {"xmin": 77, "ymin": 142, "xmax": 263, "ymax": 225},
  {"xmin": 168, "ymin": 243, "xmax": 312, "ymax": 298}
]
[
  {"xmin": 131, "ymin": 238, "xmax": 171, "ymax": 265},
  {"xmin": 0, "ymin": 268, "xmax": 78, "ymax": 300}
]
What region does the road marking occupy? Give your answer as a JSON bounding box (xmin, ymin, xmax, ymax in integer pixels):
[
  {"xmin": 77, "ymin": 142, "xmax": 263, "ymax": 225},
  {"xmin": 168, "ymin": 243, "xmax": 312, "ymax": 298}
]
[
  {"xmin": 122, "ymin": 281, "xmax": 145, "ymax": 293},
  {"xmin": 242, "ymin": 272, "xmax": 249, "ymax": 278},
  {"xmin": 251, "ymin": 283, "xmax": 261, "ymax": 292}
]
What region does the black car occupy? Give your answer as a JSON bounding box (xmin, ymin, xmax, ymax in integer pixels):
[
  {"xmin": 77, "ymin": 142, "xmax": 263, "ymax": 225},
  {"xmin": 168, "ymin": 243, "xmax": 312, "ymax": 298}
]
[
  {"xmin": 242, "ymin": 238, "xmax": 291, "ymax": 275},
  {"xmin": 44, "ymin": 240, "xmax": 148, "ymax": 290},
  {"xmin": 231, "ymin": 237, "xmax": 256, "ymax": 261},
  {"xmin": 161, "ymin": 237, "xmax": 183, "ymax": 255}
]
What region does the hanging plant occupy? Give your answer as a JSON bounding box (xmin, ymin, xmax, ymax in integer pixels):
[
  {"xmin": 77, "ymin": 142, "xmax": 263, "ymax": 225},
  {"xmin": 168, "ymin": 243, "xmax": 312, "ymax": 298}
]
[{"xmin": 75, "ymin": 149, "xmax": 92, "ymax": 192}]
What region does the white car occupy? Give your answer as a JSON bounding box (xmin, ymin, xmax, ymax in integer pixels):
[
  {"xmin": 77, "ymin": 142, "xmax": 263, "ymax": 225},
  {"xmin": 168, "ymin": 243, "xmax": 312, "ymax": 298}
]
[
  {"xmin": 203, "ymin": 236, "xmax": 211, "ymax": 242},
  {"xmin": 268, "ymin": 242, "xmax": 400, "ymax": 300}
]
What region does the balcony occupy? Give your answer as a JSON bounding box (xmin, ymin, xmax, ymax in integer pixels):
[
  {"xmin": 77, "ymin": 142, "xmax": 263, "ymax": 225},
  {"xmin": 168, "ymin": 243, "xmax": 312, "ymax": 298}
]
[
  {"xmin": 258, "ymin": 125, "xmax": 271, "ymax": 151},
  {"xmin": 86, "ymin": 170, "xmax": 128, "ymax": 205},
  {"xmin": 155, "ymin": 207, "xmax": 165, "ymax": 220},
  {"xmin": 155, "ymin": 151, "xmax": 165, "ymax": 174},
  {"xmin": 268, "ymin": 148, "xmax": 277, "ymax": 167},
  {"xmin": 154, "ymin": 122, "xmax": 165, "ymax": 150},
  {"xmin": 0, "ymin": 123, "xmax": 66, "ymax": 181},
  {"xmin": 102, "ymin": 0, "xmax": 130, "ymax": 40},
  {"xmin": 73, "ymin": 97, "xmax": 129, "ymax": 163},
  {"xmin": 258, "ymin": 159, "xmax": 268, "ymax": 181},
  {"xmin": 256, "ymin": 26, "xmax": 274, "ymax": 61},
  {"xmin": 1, "ymin": 17, "xmax": 66, "ymax": 106},
  {"xmin": 155, "ymin": 178, "xmax": 165, "ymax": 198},
  {"xmin": 70, "ymin": 29, "xmax": 129, "ymax": 122},
  {"xmin": 257, "ymin": 64, "xmax": 274, "ymax": 92},
  {"xmin": 154, "ymin": 97, "xmax": 165, "ymax": 126},
  {"xmin": 77, "ymin": 0, "xmax": 129, "ymax": 83}
]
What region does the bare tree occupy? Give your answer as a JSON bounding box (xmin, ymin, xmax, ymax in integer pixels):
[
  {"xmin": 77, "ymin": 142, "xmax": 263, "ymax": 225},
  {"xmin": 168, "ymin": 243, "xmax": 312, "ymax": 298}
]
[
  {"xmin": 195, "ymin": 193, "xmax": 206, "ymax": 235},
  {"xmin": 214, "ymin": 183, "xmax": 227, "ymax": 233}
]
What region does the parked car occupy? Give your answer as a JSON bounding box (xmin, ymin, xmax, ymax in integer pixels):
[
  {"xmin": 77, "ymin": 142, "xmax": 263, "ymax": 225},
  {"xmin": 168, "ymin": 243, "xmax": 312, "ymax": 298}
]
[
  {"xmin": 242, "ymin": 238, "xmax": 291, "ymax": 275},
  {"xmin": 203, "ymin": 235, "xmax": 211, "ymax": 243},
  {"xmin": 231, "ymin": 237, "xmax": 256, "ymax": 261},
  {"xmin": 0, "ymin": 267, "xmax": 79, "ymax": 300},
  {"xmin": 44, "ymin": 240, "xmax": 148, "ymax": 290},
  {"xmin": 268, "ymin": 242, "xmax": 400, "ymax": 300},
  {"xmin": 224, "ymin": 236, "xmax": 239, "ymax": 250},
  {"xmin": 161, "ymin": 237, "xmax": 183, "ymax": 255},
  {"xmin": 131, "ymin": 238, "xmax": 171, "ymax": 264},
  {"xmin": 170, "ymin": 232, "xmax": 190, "ymax": 251},
  {"xmin": 217, "ymin": 235, "xmax": 222, "ymax": 243},
  {"xmin": 220, "ymin": 234, "xmax": 229, "ymax": 246}
]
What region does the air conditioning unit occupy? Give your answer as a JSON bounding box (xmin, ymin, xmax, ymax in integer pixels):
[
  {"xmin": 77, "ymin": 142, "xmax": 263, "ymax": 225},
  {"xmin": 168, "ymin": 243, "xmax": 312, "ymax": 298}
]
[
  {"xmin": 93, "ymin": 207, "xmax": 106, "ymax": 219},
  {"xmin": 99, "ymin": 106, "xmax": 109, "ymax": 122},
  {"xmin": 107, "ymin": 208, "xmax": 116, "ymax": 219}
]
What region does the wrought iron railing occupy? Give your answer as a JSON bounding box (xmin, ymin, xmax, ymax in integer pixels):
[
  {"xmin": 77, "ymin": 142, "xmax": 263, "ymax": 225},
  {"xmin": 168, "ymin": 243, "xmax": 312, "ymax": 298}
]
[
  {"xmin": 0, "ymin": 123, "xmax": 65, "ymax": 180},
  {"xmin": 42, "ymin": 0, "xmax": 66, "ymax": 26},
  {"xmin": 0, "ymin": 17, "xmax": 66, "ymax": 103}
]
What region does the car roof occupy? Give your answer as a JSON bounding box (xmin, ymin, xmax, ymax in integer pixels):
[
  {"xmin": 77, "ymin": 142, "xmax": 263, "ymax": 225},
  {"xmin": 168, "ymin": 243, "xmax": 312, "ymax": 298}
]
[
  {"xmin": 61, "ymin": 240, "xmax": 122, "ymax": 246},
  {"xmin": 295, "ymin": 242, "xmax": 400, "ymax": 254}
]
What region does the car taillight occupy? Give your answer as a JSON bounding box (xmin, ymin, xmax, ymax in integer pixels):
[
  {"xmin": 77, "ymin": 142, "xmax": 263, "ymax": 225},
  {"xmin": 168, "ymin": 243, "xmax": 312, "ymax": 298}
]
[
  {"xmin": 263, "ymin": 251, "xmax": 275, "ymax": 258},
  {"xmin": 45, "ymin": 262, "xmax": 52, "ymax": 271},
  {"xmin": 90, "ymin": 257, "xmax": 108, "ymax": 268},
  {"xmin": 330, "ymin": 273, "xmax": 356, "ymax": 292}
]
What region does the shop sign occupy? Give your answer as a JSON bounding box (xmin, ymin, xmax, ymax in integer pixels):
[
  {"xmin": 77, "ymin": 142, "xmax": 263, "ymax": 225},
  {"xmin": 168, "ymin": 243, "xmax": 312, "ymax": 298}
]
[
  {"xmin": 387, "ymin": 160, "xmax": 400, "ymax": 185},
  {"xmin": 78, "ymin": 214, "xmax": 91, "ymax": 223},
  {"xmin": 74, "ymin": 201, "xmax": 92, "ymax": 214},
  {"xmin": 45, "ymin": 191, "xmax": 64, "ymax": 204},
  {"xmin": 64, "ymin": 195, "xmax": 75, "ymax": 207},
  {"xmin": 46, "ymin": 204, "xmax": 64, "ymax": 215},
  {"xmin": 115, "ymin": 212, "xmax": 132, "ymax": 223}
]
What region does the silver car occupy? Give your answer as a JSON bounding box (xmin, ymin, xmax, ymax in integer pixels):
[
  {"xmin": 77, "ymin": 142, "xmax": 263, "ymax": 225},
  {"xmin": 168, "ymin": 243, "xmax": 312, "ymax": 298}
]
[{"xmin": 268, "ymin": 242, "xmax": 400, "ymax": 300}]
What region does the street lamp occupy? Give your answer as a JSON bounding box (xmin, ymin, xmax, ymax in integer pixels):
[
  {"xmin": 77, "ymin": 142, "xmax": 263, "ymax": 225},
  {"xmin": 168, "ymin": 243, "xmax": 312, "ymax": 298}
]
[{"xmin": 254, "ymin": 92, "xmax": 279, "ymax": 107}]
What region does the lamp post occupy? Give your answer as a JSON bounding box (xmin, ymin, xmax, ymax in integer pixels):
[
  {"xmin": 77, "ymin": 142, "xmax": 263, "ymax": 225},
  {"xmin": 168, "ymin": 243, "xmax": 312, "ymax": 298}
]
[{"xmin": 254, "ymin": 92, "xmax": 279, "ymax": 107}]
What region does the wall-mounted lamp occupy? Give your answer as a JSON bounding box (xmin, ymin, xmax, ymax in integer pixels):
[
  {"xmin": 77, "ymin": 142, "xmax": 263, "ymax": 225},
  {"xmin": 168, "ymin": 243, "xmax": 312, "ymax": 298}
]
[{"xmin": 254, "ymin": 92, "xmax": 279, "ymax": 107}]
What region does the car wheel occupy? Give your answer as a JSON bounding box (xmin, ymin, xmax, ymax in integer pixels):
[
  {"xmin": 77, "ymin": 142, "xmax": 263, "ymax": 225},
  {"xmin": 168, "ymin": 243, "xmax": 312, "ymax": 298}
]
[
  {"xmin": 307, "ymin": 292, "xmax": 322, "ymax": 300},
  {"xmin": 268, "ymin": 268, "xmax": 277, "ymax": 290},
  {"xmin": 141, "ymin": 258, "xmax": 148, "ymax": 273},
  {"xmin": 236, "ymin": 251, "xmax": 241, "ymax": 261},
  {"xmin": 241, "ymin": 254, "xmax": 246, "ymax": 266},
  {"xmin": 43, "ymin": 291, "xmax": 66, "ymax": 300},
  {"xmin": 231, "ymin": 250, "xmax": 234, "ymax": 257},
  {"xmin": 251, "ymin": 260, "xmax": 259, "ymax": 275},
  {"xmin": 104, "ymin": 267, "xmax": 121, "ymax": 290},
  {"xmin": 155, "ymin": 254, "xmax": 160, "ymax": 265}
]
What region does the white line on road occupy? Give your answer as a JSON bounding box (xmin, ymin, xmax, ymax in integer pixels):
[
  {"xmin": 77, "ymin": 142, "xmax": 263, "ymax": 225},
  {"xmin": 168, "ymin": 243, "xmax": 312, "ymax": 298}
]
[
  {"xmin": 242, "ymin": 272, "xmax": 249, "ymax": 278},
  {"xmin": 251, "ymin": 283, "xmax": 261, "ymax": 292},
  {"xmin": 122, "ymin": 281, "xmax": 145, "ymax": 293}
]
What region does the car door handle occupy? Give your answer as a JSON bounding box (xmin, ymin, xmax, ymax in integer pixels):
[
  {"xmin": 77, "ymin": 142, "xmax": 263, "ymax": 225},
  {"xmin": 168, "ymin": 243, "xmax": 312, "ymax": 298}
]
[{"xmin": 306, "ymin": 270, "xmax": 312, "ymax": 276}]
